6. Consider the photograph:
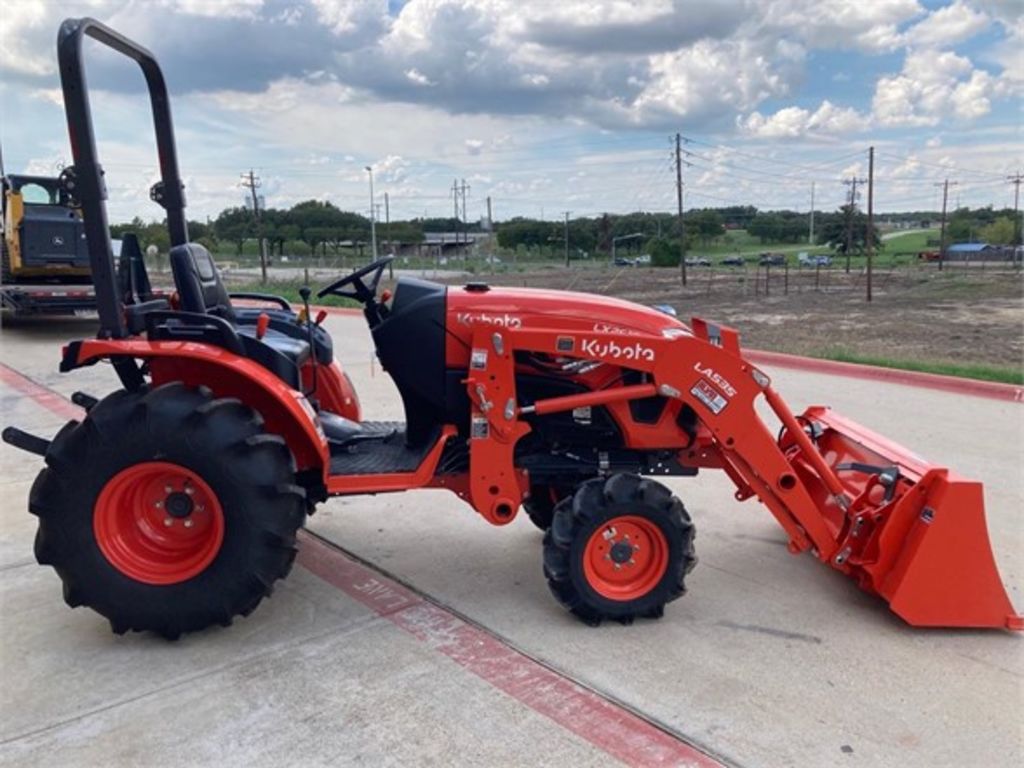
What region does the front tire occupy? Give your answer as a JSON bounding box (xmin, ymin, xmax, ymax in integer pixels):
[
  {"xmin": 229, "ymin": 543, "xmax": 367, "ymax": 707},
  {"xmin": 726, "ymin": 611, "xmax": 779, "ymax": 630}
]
[
  {"xmin": 543, "ymin": 474, "xmax": 696, "ymax": 625},
  {"xmin": 29, "ymin": 382, "xmax": 307, "ymax": 639}
]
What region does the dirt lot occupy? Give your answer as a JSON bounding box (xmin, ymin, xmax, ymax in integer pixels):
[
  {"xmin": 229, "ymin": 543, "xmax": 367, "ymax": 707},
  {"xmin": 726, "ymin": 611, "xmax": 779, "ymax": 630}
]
[{"xmin": 426, "ymin": 263, "xmax": 1024, "ymax": 369}]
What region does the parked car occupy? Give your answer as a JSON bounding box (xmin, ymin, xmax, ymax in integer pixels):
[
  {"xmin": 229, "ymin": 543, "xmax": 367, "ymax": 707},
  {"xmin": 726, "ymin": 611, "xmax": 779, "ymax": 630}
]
[
  {"xmin": 721, "ymin": 255, "xmax": 745, "ymax": 266},
  {"xmin": 798, "ymin": 252, "xmax": 831, "ymax": 267},
  {"xmin": 613, "ymin": 257, "xmax": 635, "ymax": 266},
  {"xmin": 685, "ymin": 257, "xmax": 711, "ymax": 266},
  {"xmin": 758, "ymin": 252, "xmax": 786, "ymax": 266}
]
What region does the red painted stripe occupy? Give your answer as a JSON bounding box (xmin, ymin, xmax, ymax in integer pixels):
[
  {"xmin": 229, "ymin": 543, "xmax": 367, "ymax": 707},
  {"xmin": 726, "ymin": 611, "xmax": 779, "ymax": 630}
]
[
  {"xmin": 746, "ymin": 349, "xmax": 1022, "ymax": 404},
  {"xmin": 298, "ymin": 532, "xmax": 722, "ymax": 768},
  {"xmin": 0, "ymin": 363, "xmax": 82, "ymax": 420}
]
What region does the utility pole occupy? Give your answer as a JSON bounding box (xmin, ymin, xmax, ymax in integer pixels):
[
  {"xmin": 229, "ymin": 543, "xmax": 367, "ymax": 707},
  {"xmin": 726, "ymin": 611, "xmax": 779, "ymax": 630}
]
[
  {"xmin": 808, "ymin": 181, "xmax": 815, "ymax": 245},
  {"xmin": 384, "ymin": 192, "xmax": 392, "ymax": 278},
  {"xmin": 866, "ymin": 147, "xmax": 874, "ymax": 303},
  {"xmin": 451, "ymin": 179, "xmax": 470, "ymax": 256},
  {"xmin": 365, "ymin": 166, "xmax": 377, "ymax": 260},
  {"xmin": 841, "ymin": 175, "xmax": 866, "ymax": 273},
  {"xmin": 452, "ymin": 178, "xmax": 460, "ymax": 254},
  {"xmin": 240, "ymin": 169, "xmax": 266, "ymax": 283},
  {"xmin": 934, "ymin": 178, "xmax": 958, "ymax": 272},
  {"xmin": 1008, "ymin": 172, "xmax": 1023, "ymax": 249},
  {"xmin": 486, "ymin": 196, "xmax": 493, "ymax": 230},
  {"xmin": 675, "ymin": 132, "xmax": 687, "ymax": 286},
  {"xmin": 563, "ymin": 211, "xmax": 571, "ymax": 267},
  {"xmin": 461, "ymin": 178, "xmax": 469, "ymax": 259}
]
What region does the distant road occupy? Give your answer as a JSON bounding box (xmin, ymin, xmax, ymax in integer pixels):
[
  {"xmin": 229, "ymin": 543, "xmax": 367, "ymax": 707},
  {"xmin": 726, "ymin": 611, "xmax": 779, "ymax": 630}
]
[{"xmin": 881, "ymin": 228, "xmax": 934, "ymax": 241}]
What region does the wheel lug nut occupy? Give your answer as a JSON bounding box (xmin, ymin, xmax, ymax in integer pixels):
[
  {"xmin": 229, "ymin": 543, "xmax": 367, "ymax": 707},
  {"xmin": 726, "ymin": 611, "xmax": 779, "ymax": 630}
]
[
  {"xmin": 163, "ymin": 518, "xmax": 173, "ymax": 527},
  {"xmin": 164, "ymin": 485, "xmax": 173, "ymax": 494},
  {"xmin": 613, "ymin": 563, "xmax": 621, "ymax": 570},
  {"xmin": 185, "ymin": 486, "xmax": 194, "ymax": 496},
  {"xmin": 183, "ymin": 519, "xmax": 194, "ymax": 528},
  {"xmin": 197, "ymin": 505, "xmax": 205, "ymax": 512},
  {"xmin": 155, "ymin": 501, "xmax": 163, "ymax": 508}
]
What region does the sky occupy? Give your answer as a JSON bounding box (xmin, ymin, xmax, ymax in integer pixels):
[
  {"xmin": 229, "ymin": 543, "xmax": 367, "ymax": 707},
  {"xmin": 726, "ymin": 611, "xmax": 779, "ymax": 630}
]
[{"xmin": 0, "ymin": 0, "xmax": 1021, "ymax": 224}]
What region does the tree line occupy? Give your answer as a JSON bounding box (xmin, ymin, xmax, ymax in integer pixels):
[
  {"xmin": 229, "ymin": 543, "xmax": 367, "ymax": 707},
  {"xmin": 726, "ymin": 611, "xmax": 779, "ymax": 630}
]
[{"xmin": 110, "ymin": 198, "xmax": 1020, "ymax": 264}]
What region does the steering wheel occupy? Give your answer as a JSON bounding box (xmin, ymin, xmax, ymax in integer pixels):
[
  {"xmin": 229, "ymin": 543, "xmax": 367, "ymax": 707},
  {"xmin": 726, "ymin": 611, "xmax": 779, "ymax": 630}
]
[{"xmin": 316, "ymin": 256, "xmax": 394, "ymax": 304}]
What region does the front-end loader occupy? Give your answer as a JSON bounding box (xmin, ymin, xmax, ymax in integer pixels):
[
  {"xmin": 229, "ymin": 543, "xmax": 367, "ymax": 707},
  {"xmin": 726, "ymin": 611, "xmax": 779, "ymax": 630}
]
[{"xmin": 3, "ymin": 18, "xmax": 1019, "ymax": 638}]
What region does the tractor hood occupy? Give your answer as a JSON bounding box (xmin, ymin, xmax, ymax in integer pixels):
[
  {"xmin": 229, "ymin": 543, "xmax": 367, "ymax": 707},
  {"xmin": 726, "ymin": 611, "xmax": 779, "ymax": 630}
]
[
  {"xmin": 448, "ymin": 283, "xmax": 684, "ymax": 336},
  {"xmin": 444, "ymin": 282, "xmax": 687, "ymax": 368}
]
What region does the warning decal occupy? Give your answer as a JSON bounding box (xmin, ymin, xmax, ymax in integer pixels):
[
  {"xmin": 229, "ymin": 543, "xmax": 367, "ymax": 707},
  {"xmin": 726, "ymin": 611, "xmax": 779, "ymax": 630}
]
[{"xmin": 691, "ymin": 379, "xmax": 728, "ymax": 414}]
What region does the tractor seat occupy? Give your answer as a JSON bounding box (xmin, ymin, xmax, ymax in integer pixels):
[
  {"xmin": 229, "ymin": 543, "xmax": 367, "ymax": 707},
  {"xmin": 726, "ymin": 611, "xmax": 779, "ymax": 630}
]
[{"xmin": 168, "ymin": 243, "xmax": 311, "ymax": 386}]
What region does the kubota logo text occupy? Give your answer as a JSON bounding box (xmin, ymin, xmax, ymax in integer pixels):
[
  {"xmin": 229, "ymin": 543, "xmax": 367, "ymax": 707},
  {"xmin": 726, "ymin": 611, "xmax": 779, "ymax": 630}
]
[
  {"xmin": 581, "ymin": 338, "xmax": 655, "ymax": 361},
  {"xmin": 456, "ymin": 312, "xmax": 522, "ymax": 329},
  {"xmin": 593, "ymin": 322, "xmax": 639, "ymax": 336},
  {"xmin": 694, "ymin": 363, "xmax": 736, "ymax": 397}
]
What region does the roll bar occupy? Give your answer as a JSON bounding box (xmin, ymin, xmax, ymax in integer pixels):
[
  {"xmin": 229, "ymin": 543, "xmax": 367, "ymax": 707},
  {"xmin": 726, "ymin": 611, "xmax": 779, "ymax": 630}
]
[{"xmin": 57, "ymin": 17, "xmax": 188, "ymax": 338}]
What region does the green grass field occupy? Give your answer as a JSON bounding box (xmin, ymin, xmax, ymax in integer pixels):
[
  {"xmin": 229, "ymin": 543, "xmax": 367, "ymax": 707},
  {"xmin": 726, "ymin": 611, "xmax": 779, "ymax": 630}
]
[
  {"xmin": 816, "ymin": 346, "xmax": 1022, "ymax": 386},
  {"xmin": 880, "ymin": 229, "xmax": 939, "ymax": 254}
]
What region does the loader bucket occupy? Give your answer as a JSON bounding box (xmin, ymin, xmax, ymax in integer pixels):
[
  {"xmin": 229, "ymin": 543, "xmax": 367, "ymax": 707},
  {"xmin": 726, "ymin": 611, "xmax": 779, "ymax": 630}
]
[{"xmin": 783, "ymin": 406, "xmax": 1022, "ymax": 630}]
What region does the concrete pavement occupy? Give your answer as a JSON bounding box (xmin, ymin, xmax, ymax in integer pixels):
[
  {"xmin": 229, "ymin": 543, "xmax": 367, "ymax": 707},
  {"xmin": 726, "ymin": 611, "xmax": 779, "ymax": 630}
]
[{"xmin": 1, "ymin": 311, "xmax": 1021, "ymax": 767}]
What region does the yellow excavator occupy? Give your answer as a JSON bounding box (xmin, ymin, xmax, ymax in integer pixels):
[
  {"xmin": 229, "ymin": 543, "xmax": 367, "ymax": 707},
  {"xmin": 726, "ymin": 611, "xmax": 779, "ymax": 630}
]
[{"xmin": 1, "ymin": 146, "xmax": 98, "ymax": 316}]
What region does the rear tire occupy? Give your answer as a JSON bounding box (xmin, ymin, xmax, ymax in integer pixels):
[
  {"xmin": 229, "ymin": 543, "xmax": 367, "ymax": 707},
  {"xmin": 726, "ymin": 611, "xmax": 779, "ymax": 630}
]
[
  {"xmin": 543, "ymin": 474, "xmax": 696, "ymax": 625},
  {"xmin": 29, "ymin": 382, "xmax": 307, "ymax": 639}
]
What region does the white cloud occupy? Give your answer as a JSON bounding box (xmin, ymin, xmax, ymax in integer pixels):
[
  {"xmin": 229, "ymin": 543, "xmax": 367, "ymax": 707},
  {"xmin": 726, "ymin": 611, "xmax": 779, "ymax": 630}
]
[
  {"xmin": 160, "ymin": 0, "xmax": 266, "ymax": 19},
  {"xmin": 872, "ymin": 49, "xmax": 998, "ymax": 125},
  {"xmin": 627, "ymin": 37, "xmax": 805, "ymax": 126},
  {"xmin": 905, "ymin": 1, "xmax": 990, "ymax": 47},
  {"xmin": 760, "ymin": 0, "xmax": 924, "ymax": 53},
  {"xmin": 0, "ymin": 0, "xmax": 1017, "ymax": 221},
  {"xmin": 740, "ymin": 100, "xmax": 869, "ymax": 138},
  {"xmin": 405, "ymin": 68, "xmax": 435, "ymax": 86},
  {"xmin": 310, "ymin": 0, "xmax": 388, "ymax": 35}
]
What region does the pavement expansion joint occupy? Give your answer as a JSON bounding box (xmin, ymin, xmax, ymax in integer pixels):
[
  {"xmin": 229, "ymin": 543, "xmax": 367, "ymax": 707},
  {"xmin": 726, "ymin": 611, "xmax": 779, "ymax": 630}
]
[{"xmin": 298, "ymin": 529, "xmax": 730, "ymax": 768}]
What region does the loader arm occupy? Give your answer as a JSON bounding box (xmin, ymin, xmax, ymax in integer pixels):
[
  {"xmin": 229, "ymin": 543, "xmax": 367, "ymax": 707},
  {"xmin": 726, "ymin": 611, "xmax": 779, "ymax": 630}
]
[{"xmin": 463, "ymin": 318, "xmax": 1021, "ymax": 630}]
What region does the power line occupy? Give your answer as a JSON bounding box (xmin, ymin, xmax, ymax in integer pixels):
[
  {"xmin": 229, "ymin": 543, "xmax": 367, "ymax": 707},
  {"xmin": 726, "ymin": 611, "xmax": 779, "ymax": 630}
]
[
  {"xmin": 684, "ymin": 147, "xmax": 860, "ymax": 185},
  {"xmin": 681, "ymin": 136, "xmax": 866, "ymax": 176},
  {"xmin": 876, "ymin": 151, "xmax": 1004, "ymax": 180}
]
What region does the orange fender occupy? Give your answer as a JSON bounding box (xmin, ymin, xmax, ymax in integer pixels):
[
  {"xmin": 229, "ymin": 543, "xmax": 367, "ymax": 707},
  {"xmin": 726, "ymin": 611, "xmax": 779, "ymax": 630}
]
[{"xmin": 66, "ymin": 339, "xmax": 329, "ymax": 474}]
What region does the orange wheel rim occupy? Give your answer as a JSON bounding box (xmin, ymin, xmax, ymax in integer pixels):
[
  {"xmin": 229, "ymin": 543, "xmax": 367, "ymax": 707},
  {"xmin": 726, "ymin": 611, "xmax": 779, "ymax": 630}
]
[
  {"xmin": 582, "ymin": 515, "xmax": 669, "ymax": 600},
  {"xmin": 93, "ymin": 461, "xmax": 224, "ymax": 585}
]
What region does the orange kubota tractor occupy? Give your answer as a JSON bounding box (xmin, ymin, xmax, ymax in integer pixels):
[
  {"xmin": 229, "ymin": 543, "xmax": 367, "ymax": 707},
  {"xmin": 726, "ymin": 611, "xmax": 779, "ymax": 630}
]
[{"xmin": 3, "ymin": 19, "xmax": 1020, "ymax": 638}]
